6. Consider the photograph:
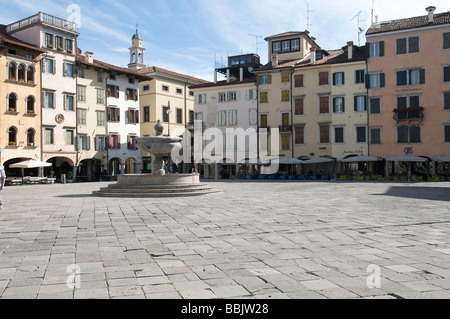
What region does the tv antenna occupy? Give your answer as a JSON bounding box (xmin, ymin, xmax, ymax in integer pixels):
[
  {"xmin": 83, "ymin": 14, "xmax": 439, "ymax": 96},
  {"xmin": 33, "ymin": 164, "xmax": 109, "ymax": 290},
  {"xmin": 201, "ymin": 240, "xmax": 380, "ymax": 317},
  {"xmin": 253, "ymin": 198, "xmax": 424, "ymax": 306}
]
[
  {"xmin": 371, "ymin": 0, "xmax": 375, "ymax": 25},
  {"xmin": 249, "ymin": 34, "xmax": 263, "ymax": 55},
  {"xmin": 305, "ymin": 1, "xmax": 314, "ymax": 31},
  {"xmin": 351, "ymin": 10, "xmax": 364, "ymax": 46}
]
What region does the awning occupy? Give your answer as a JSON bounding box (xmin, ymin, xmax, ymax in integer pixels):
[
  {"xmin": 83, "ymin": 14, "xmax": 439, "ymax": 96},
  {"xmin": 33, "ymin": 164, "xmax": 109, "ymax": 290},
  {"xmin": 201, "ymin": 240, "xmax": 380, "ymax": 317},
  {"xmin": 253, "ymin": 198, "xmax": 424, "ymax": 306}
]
[
  {"xmin": 272, "ymin": 157, "xmax": 304, "ymax": 165},
  {"xmin": 386, "ymin": 155, "xmax": 428, "ymax": 162},
  {"xmin": 10, "ymin": 160, "xmax": 52, "ymax": 169},
  {"xmin": 302, "ymin": 157, "xmax": 335, "ymax": 164},
  {"xmin": 435, "ymin": 155, "xmax": 450, "ymax": 162},
  {"xmin": 341, "ymin": 155, "xmax": 383, "ymax": 163}
]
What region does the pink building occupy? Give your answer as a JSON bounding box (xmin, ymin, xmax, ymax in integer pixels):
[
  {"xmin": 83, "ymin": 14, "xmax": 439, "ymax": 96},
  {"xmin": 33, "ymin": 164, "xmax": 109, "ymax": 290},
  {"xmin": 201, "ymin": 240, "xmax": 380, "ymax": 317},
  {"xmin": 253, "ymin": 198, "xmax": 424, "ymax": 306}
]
[{"xmin": 366, "ymin": 6, "xmax": 450, "ymax": 178}]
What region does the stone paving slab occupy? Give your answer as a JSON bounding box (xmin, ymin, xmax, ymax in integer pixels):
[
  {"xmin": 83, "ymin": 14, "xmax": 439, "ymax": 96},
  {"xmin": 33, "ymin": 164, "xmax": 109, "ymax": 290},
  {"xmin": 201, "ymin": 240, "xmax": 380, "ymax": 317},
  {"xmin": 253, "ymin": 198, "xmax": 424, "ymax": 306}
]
[{"xmin": 0, "ymin": 180, "xmax": 450, "ymax": 299}]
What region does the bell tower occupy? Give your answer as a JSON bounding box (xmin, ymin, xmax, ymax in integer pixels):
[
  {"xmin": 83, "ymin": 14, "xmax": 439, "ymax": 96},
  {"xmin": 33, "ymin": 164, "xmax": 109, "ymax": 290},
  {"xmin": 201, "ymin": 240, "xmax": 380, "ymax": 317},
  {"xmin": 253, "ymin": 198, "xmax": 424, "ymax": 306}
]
[{"xmin": 128, "ymin": 24, "xmax": 146, "ymax": 70}]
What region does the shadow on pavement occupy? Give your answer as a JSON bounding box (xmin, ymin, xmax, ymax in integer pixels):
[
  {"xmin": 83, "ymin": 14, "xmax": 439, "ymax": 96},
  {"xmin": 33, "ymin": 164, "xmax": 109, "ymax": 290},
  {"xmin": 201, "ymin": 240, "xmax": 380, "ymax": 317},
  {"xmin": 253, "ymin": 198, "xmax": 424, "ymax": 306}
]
[{"xmin": 375, "ymin": 186, "xmax": 450, "ymax": 202}]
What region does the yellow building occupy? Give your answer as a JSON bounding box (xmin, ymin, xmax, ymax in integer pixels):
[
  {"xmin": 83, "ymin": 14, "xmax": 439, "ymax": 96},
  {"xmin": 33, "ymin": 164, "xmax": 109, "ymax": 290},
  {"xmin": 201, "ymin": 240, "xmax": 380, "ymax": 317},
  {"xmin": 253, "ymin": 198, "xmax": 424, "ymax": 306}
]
[
  {"xmin": 0, "ymin": 32, "xmax": 45, "ymax": 176},
  {"xmin": 292, "ymin": 42, "xmax": 368, "ymax": 165},
  {"xmin": 125, "ymin": 30, "xmax": 208, "ymax": 172},
  {"xmin": 254, "ymin": 31, "xmax": 320, "ymax": 159}
]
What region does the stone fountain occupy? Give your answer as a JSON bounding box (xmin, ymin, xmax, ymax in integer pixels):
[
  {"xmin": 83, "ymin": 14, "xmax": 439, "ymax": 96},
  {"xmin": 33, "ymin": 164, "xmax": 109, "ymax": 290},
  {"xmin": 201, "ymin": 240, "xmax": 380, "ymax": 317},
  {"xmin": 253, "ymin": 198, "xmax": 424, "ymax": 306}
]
[{"xmin": 92, "ymin": 121, "xmax": 219, "ymax": 197}]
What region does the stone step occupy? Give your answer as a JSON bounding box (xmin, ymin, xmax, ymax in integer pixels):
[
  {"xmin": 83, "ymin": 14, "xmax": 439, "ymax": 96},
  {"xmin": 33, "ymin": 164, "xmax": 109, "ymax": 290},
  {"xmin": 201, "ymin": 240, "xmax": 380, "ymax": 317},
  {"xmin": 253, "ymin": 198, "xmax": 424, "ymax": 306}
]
[
  {"xmin": 92, "ymin": 188, "xmax": 221, "ymax": 198},
  {"xmin": 106, "ymin": 183, "xmax": 213, "ymax": 190}
]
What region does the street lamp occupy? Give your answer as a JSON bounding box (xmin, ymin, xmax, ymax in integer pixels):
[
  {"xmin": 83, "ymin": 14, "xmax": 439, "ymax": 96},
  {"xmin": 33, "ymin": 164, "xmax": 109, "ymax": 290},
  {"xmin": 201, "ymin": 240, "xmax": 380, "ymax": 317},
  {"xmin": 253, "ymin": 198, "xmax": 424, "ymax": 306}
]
[
  {"xmin": 166, "ymin": 101, "xmax": 172, "ymax": 171},
  {"xmin": 166, "ymin": 101, "xmax": 172, "ymax": 137}
]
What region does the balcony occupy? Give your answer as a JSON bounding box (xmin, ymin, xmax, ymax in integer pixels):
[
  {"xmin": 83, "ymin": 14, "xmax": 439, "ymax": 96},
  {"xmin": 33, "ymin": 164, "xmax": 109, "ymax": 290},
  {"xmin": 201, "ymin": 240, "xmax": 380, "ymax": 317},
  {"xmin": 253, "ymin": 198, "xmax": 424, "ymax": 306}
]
[
  {"xmin": 393, "ymin": 107, "xmax": 424, "ymax": 123},
  {"xmin": 279, "ymin": 125, "xmax": 292, "ymax": 133},
  {"xmin": 6, "ymin": 12, "xmax": 77, "ymax": 33}
]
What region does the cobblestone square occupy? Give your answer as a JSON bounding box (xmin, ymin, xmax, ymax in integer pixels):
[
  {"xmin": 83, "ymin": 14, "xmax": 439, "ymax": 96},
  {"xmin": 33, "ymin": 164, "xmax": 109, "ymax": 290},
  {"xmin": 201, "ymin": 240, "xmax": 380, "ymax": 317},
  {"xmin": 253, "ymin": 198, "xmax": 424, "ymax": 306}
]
[{"xmin": 0, "ymin": 180, "xmax": 449, "ymax": 299}]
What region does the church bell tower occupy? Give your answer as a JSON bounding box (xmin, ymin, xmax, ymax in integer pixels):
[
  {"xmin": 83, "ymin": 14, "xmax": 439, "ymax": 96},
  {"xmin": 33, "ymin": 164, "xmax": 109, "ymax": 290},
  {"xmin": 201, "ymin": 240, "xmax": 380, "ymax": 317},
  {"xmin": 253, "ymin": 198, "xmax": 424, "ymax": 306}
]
[{"xmin": 128, "ymin": 25, "xmax": 146, "ymax": 70}]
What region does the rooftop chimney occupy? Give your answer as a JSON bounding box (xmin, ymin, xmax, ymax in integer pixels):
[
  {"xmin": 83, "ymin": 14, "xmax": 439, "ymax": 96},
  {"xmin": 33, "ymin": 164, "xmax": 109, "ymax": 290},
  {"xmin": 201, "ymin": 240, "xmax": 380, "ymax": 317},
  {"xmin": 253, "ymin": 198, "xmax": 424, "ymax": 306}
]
[
  {"xmin": 271, "ymin": 53, "xmax": 279, "ymax": 67},
  {"xmin": 426, "ymin": 6, "xmax": 436, "ymax": 23},
  {"xmin": 310, "ymin": 47, "xmax": 316, "ymax": 65},
  {"xmin": 85, "ymin": 51, "xmax": 94, "ymax": 64},
  {"xmin": 347, "ymin": 41, "xmax": 354, "ymax": 60}
]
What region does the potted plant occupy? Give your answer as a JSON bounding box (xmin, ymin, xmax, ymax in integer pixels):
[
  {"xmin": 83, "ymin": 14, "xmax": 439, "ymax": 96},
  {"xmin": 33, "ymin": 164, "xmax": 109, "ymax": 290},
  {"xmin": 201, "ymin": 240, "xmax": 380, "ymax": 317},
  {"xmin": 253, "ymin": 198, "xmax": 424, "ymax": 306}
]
[{"xmin": 66, "ymin": 171, "xmax": 73, "ymax": 183}]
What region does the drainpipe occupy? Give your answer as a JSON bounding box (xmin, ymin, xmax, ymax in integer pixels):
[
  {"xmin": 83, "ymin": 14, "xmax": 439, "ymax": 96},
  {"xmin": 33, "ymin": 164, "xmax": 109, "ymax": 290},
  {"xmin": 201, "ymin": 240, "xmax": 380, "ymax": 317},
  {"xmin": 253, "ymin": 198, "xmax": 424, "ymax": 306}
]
[
  {"xmin": 74, "ymin": 48, "xmax": 79, "ymax": 183},
  {"xmin": 290, "ymin": 67, "xmax": 294, "ymax": 160},
  {"xmin": 184, "ymin": 80, "xmax": 188, "ymax": 173},
  {"xmin": 105, "ymin": 74, "xmax": 110, "ymax": 176}
]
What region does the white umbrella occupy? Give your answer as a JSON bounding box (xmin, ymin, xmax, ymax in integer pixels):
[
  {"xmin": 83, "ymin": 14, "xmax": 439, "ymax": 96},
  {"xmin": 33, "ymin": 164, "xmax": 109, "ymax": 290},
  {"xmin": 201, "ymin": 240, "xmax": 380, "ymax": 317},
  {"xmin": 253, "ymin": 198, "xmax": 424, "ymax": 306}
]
[
  {"xmin": 302, "ymin": 157, "xmax": 334, "ymax": 164},
  {"xmin": 272, "ymin": 157, "xmax": 304, "ymax": 165},
  {"xmin": 386, "ymin": 155, "xmax": 428, "ymax": 162},
  {"xmin": 10, "ymin": 160, "xmax": 52, "ymax": 168},
  {"xmin": 341, "ymin": 155, "xmax": 383, "ymax": 163},
  {"xmin": 435, "ymin": 155, "xmax": 450, "ymax": 162}
]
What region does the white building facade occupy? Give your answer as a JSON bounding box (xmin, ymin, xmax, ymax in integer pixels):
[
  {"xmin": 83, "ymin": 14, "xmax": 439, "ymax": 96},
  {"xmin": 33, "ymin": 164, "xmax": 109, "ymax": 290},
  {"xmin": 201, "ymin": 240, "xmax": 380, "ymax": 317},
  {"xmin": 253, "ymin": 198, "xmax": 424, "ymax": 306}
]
[
  {"xmin": 6, "ymin": 13, "xmax": 79, "ymax": 179},
  {"xmin": 191, "ymin": 54, "xmax": 261, "ymax": 179}
]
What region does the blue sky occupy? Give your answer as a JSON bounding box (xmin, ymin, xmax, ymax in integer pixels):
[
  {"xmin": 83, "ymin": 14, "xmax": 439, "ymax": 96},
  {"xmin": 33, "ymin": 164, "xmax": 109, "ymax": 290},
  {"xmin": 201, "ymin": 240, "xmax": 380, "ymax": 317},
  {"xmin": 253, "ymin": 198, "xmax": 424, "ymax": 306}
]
[{"xmin": 1, "ymin": 0, "xmax": 449, "ymax": 81}]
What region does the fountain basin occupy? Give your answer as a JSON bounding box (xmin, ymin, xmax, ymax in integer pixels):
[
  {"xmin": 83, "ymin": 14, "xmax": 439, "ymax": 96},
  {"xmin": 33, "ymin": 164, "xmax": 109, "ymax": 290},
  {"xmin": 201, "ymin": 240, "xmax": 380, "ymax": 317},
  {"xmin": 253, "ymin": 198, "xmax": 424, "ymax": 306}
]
[{"xmin": 117, "ymin": 173, "xmax": 200, "ymax": 186}]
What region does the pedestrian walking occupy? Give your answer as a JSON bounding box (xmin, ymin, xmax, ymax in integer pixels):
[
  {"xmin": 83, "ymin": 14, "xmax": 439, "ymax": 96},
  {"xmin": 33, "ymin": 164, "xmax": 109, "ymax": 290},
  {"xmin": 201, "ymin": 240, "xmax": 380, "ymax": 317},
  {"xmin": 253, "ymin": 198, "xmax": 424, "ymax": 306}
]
[{"xmin": 0, "ymin": 166, "xmax": 6, "ymax": 210}]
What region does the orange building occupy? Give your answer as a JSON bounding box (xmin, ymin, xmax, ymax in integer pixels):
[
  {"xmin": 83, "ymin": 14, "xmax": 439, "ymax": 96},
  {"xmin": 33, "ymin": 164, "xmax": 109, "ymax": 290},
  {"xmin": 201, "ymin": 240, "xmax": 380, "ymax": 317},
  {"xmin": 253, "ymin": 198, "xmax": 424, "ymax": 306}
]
[{"xmin": 366, "ymin": 6, "xmax": 450, "ymax": 178}]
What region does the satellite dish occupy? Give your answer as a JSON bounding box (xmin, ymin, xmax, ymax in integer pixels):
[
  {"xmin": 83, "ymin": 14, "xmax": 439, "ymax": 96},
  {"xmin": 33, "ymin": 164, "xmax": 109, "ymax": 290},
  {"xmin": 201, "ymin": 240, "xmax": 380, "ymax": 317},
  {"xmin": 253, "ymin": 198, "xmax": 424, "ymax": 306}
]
[{"xmin": 248, "ymin": 67, "xmax": 253, "ymax": 73}]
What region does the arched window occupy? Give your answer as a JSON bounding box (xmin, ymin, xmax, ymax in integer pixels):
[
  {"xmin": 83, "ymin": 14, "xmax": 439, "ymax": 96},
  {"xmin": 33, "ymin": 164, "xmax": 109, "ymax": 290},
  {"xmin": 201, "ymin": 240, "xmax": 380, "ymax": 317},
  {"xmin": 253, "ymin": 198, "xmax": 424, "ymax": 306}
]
[
  {"xmin": 132, "ymin": 53, "xmax": 136, "ymax": 63},
  {"xmin": 18, "ymin": 64, "xmax": 25, "ymax": 82},
  {"xmin": 27, "ymin": 128, "xmax": 35, "ymax": 146},
  {"xmin": 8, "ymin": 127, "xmax": 18, "ymax": 146},
  {"xmin": 26, "ymin": 95, "xmax": 35, "ymax": 114},
  {"xmin": 27, "ymin": 66, "xmax": 35, "ymax": 84},
  {"xmin": 8, "ymin": 62, "xmax": 17, "ymax": 80},
  {"xmin": 8, "ymin": 93, "xmax": 17, "ymax": 112},
  {"xmin": 138, "ymin": 53, "xmax": 142, "ymax": 63}
]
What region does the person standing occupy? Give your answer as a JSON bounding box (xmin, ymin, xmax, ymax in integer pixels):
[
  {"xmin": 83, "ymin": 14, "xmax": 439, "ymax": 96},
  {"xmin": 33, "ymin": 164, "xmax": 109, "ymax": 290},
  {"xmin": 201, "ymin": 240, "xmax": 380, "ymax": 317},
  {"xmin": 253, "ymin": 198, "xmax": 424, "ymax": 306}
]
[{"xmin": 0, "ymin": 166, "xmax": 6, "ymax": 210}]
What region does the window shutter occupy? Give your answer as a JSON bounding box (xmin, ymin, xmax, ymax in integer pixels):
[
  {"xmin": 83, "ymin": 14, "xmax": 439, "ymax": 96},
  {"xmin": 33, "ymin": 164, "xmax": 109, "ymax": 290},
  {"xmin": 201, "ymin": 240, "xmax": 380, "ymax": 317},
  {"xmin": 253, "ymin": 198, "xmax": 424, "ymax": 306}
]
[
  {"xmin": 117, "ymin": 135, "xmax": 121, "ymax": 149},
  {"xmin": 445, "ymin": 66, "xmax": 450, "ymax": 82},
  {"xmin": 342, "ymin": 73, "xmax": 345, "ymax": 85},
  {"xmin": 52, "ymin": 61, "xmax": 56, "ymax": 75},
  {"xmin": 72, "ymin": 64, "xmax": 76, "ymax": 78},
  {"xmin": 419, "ymin": 69, "xmax": 425, "ymax": 84},
  {"xmin": 365, "ymin": 43, "xmax": 370, "ymax": 58},
  {"xmin": 117, "ymin": 109, "xmax": 121, "ymax": 122},
  {"xmin": 397, "ymin": 71, "xmax": 407, "ymax": 86},
  {"xmin": 116, "ymin": 86, "xmax": 120, "ymax": 98},
  {"xmin": 256, "ymin": 76, "xmax": 261, "ymax": 85},
  {"xmin": 135, "ymin": 110, "xmax": 139, "ymax": 124},
  {"xmin": 365, "ymin": 74, "xmax": 371, "ymax": 89},
  {"xmin": 380, "ymin": 73, "xmax": 385, "ymax": 88},
  {"xmin": 332, "ymin": 73, "xmax": 336, "ymax": 86},
  {"xmin": 295, "ymin": 98, "xmax": 304, "ymax": 115},
  {"xmin": 267, "ymin": 75, "xmax": 272, "ymax": 84},
  {"xmin": 379, "ymin": 41, "xmax": 385, "ymax": 56},
  {"xmin": 107, "ymin": 107, "xmax": 111, "ymax": 121},
  {"xmin": 333, "ymin": 98, "xmax": 337, "ymax": 113},
  {"xmin": 63, "ymin": 63, "xmax": 66, "ymax": 76},
  {"xmin": 320, "ymin": 96, "xmax": 329, "ymax": 114}
]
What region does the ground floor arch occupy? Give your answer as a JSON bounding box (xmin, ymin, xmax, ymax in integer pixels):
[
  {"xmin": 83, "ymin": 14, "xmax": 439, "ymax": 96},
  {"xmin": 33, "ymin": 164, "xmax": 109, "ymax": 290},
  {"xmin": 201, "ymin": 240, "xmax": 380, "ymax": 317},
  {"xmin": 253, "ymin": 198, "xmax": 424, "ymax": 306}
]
[{"xmin": 45, "ymin": 157, "xmax": 75, "ymax": 181}]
